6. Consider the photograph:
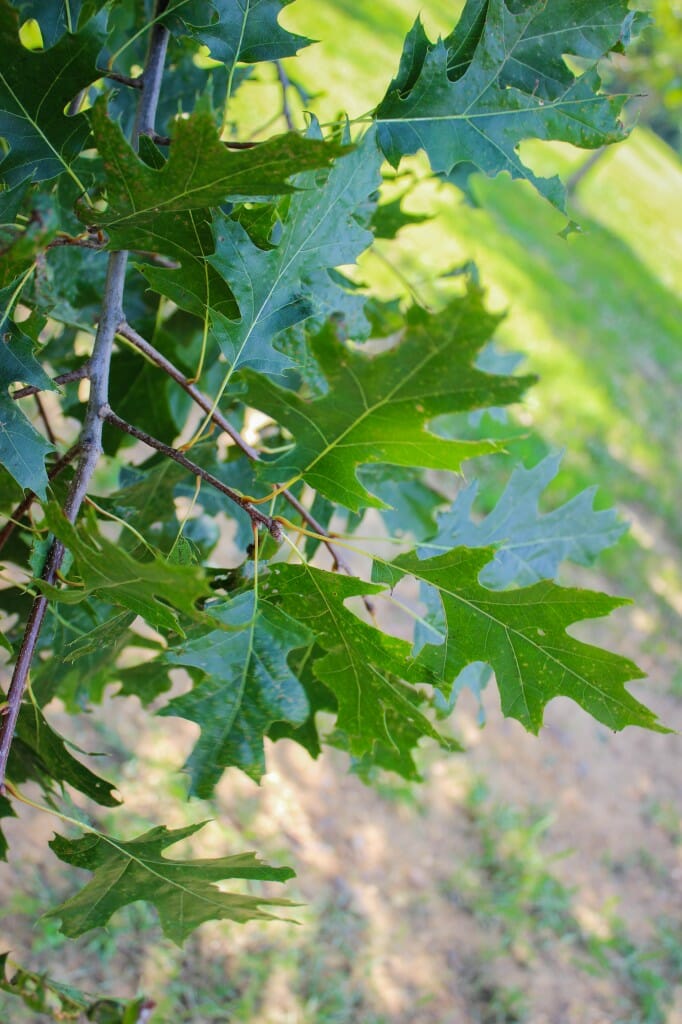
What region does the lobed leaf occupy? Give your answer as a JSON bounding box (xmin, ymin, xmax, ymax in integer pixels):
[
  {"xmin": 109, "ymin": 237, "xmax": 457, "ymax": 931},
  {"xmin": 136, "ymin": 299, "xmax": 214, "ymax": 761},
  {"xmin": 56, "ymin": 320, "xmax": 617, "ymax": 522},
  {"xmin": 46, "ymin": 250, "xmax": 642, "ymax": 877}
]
[
  {"xmin": 245, "ymin": 291, "xmax": 534, "ymax": 510},
  {"xmin": 48, "ymin": 822, "xmax": 295, "ymax": 944},
  {"xmin": 38, "ymin": 505, "xmax": 208, "ymax": 634},
  {"xmin": 160, "ymin": 592, "xmax": 313, "ymax": 793},
  {"xmin": 375, "ymin": 0, "xmax": 640, "ymax": 210},
  {"xmin": 425, "ymin": 451, "xmax": 627, "ymax": 588},
  {"xmin": 375, "ymin": 547, "xmax": 666, "ymax": 735}
]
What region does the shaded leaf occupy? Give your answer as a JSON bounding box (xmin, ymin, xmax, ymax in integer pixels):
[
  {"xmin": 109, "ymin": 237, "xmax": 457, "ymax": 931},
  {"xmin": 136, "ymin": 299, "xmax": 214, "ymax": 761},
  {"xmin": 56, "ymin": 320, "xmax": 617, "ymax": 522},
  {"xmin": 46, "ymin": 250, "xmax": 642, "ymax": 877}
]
[
  {"xmin": 425, "ymin": 452, "xmax": 627, "ymax": 588},
  {"xmin": 170, "ymin": 0, "xmax": 311, "ymax": 67},
  {"xmin": 160, "ymin": 591, "xmax": 312, "ymax": 792},
  {"xmin": 0, "ymin": 3, "xmax": 106, "ymax": 187},
  {"xmin": 245, "ymin": 292, "xmax": 534, "ymax": 510},
  {"xmin": 6, "ymin": 701, "xmax": 119, "ymax": 806},
  {"xmin": 48, "ymin": 822, "xmax": 295, "ymax": 944},
  {"xmin": 86, "ymin": 99, "xmax": 346, "ymax": 242},
  {"xmin": 375, "ymin": 0, "xmax": 638, "ymax": 210},
  {"xmin": 0, "ymin": 795, "xmax": 17, "ymax": 860}
]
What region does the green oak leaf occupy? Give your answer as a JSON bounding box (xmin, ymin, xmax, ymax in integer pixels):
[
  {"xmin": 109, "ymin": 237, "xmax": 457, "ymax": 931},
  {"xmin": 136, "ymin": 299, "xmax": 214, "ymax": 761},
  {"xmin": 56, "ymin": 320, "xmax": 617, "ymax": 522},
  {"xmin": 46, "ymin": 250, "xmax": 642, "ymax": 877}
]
[
  {"xmin": 0, "ymin": 2, "xmax": 106, "ymax": 187},
  {"xmin": 38, "ymin": 505, "xmax": 208, "ymax": 634},
  {"xmin": 169, "ymin": 0, "xmax": 311, "ymax": 67},
  {"xmin": 85, "ymin": 99, "xmax": 346, "ymax": 241},
  {"xmin": 261, "ymin": 561, "xmax": 456, "ymax": 757},
  {"xmin": 48, "ymin": 822, "xmax": 295, "ymax": 944},
  {"xmin": 6, "ymin": 702, "xmax": 119, "ymax": 806},
  {"xmin": 159, "ymin": 591, "xmax": 312, "ymax": 793},
  {"xmin": 244, "ymin": 292, "xmax": 534, "ymax": 510},
  {"xmin": 374, "ymin": 547, "xmax": 666, "ymax": 736},
  {"xmin": 424, "ymin": 452, "xmax": 627, "ymax": 588},
  {"xmin": 375, "ymin": 0, "xmax": 639, "ymax": 210},
  {"xmin": 205, "ymin": 126, "xmax": 381, "ymax": 377},
  {"xmin": 0, "ymin": 322, "xmax": 55, "ymax": 496}
]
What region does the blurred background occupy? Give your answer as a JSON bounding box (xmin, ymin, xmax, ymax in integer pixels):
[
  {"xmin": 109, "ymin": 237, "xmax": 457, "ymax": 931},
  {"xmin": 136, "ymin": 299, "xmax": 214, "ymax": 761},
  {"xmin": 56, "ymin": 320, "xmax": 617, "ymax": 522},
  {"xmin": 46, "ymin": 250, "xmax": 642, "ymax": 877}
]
[{"xmin": 1, "ymin": 1, "xmax": 681, "ymax": 1021}]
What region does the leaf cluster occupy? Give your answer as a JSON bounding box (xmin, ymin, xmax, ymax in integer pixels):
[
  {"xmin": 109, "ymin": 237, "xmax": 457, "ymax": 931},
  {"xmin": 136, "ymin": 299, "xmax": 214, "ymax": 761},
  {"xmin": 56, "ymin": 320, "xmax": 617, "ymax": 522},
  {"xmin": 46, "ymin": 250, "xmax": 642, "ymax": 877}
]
[{"xmin": 0, "ymin": 0, "xmax": 666, "ymax": 1009}]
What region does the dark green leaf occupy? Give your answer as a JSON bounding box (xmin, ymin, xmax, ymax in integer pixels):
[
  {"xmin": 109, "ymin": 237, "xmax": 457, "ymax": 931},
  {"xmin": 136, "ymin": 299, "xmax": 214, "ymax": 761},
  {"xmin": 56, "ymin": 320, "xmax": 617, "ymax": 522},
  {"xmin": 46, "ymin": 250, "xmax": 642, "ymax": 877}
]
[
  {"xmin": 261, "ymin": 561, "xmax": 455, "ymax": 757},
  {"xmin": 160, "ymin": 591, "xmax": 312, "ymax": 792},
  {"xmin": 48, "ymin": 822, "xmax": 295, "ymax": 943},
  {"xmin": 0, "ymin": 795, "xmax": 16, "ymax": 860},
  {"xmin": 375, "ymin": 0, "xmax": 636, "ymax": 209},
  {"xmin": 206, "ymin": 127, "xmax": 381, "ymax": 377},
  {"xmin": 170, "ymin": 0, "xmax": 311, "ymax": 67},
  {"xmin": 6, "ymin": 701, "xmax": 119, "ymax": 806},
  {"xmin": 86, "ymin": 98, "xmax": 345, "ymax": 241},
  {"xmin": 245, "ymin": 292, "xmax": 534, "ymax": 510},
  {"xmin": 0, "ymin": 2, "xmax": 106, "ymax": 187}
]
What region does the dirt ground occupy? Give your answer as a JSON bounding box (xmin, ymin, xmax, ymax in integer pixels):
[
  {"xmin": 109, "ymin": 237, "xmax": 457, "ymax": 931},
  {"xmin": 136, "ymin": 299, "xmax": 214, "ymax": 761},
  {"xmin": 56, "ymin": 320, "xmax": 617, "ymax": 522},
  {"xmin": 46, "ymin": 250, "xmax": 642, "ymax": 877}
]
[{"xmin": 1, "ymin": 587, "xmax": 680, "ymax": 1023}]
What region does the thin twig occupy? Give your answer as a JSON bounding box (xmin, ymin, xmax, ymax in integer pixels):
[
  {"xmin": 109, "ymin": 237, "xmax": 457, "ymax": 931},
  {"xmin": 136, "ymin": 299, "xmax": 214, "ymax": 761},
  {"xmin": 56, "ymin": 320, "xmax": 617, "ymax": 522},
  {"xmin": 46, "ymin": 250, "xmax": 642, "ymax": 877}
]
[
  {"xmin": 11, "ymin": 364, "xmax": 90, "ymax": 401},
  {"xmin": 0, "ymin": 2, "xmax": 172, "ymax": 791},
  {"xmin": 34, "ymin": 394, "xmax": 56, "ymax": 446},
  {"xmin": 274, "ymin": 61, "xmax": 295, "ymax": 130},
  {"xmin": 116, "ymin": 323, "xmax": 357, "ymax": 575},
  {"xmin": 0, "ymin": 446, "xmax": 80, "ymax": 556},
  {"xmin": 97, "ymin": 67, "xmax": 143, "ymax": 89},
  {"xmin": 46, "ymin": 234, "xmax": 106, "ymax": 252},
  {"xmin": 102, "ymin": 406, "xmax": 283, "ymax": 540}
]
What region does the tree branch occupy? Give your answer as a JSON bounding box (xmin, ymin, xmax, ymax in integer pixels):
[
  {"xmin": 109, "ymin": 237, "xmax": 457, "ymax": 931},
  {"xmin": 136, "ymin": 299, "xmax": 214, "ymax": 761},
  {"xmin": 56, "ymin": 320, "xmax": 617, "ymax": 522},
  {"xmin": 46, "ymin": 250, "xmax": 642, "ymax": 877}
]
[
  {"xmin": 116, "ymin": 323, "xmax": 356, "ymax": 574},
  {"xmin": 11, "ymin": 364, "xmax": 90, "ymax": 401},
  {"xmin": 102, "ymin": 406, "xmax": 283, "ymax": 540},
  {"xmin": 0, "ymin": 3, "xmax": 172, "ymax": 791}
]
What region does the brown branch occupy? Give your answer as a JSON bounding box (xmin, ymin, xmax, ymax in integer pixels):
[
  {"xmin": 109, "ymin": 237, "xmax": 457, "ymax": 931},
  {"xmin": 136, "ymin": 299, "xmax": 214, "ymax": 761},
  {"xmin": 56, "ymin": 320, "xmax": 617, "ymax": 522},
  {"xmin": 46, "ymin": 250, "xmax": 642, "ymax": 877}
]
[
  {"xmin": 98, "ymin": 67, "xmax": 143, "ymax": 89},
  {"xmin": 11, "ymin": 364, "xmax": 90, "ymax": 401},
  {"xmin": 0, "ymin": 445, "xmax": 79, "ymax": 556},
  {"xmin": 116, "ymin": 323, "xmax": 356, "ymax": 575},
  {"xmin": 102, "ymin": 406, "xmax": 283, "ymax": 541}
]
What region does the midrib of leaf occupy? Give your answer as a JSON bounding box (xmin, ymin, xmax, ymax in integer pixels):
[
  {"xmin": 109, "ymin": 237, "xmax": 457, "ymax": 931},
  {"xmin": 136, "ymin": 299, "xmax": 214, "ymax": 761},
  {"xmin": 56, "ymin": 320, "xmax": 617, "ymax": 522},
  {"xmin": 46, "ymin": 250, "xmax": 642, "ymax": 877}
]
[
  {"xmin": 0, "ymin": 63, "xmax": 89, "ymax": 197},
  {"xmin": 280, "ymin": 315, "xmax": 469, "ymax": 487},
  {"xmin": 206, "ymin": 146, "xmax": 373, "ymax": 403},
  {"xmin": 378, "ymin": 94, "xmax": 616, "ymax": 125},
  {"xmin": 390, "ymin": 554, "xmax": 636, "ymax": 717}
]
